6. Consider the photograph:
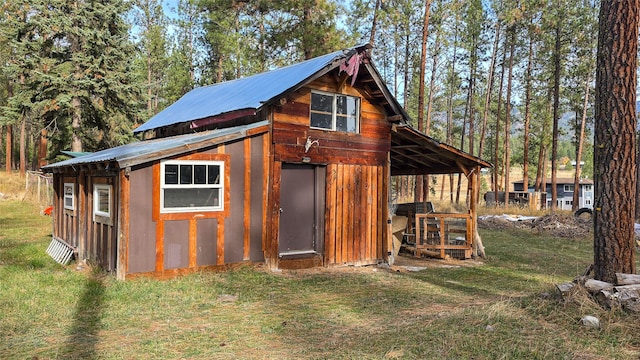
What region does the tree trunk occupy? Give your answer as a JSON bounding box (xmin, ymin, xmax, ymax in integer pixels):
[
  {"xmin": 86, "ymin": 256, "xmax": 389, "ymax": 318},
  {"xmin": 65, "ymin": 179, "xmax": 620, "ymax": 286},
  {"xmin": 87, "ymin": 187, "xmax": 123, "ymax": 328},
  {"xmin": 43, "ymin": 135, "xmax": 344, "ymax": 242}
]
[
  {"xmin": 38, "ymin": 129, "xmax": 48, "ymax": 169},
  {"xmin": 551, "ymin": 23, "xmax": 562, "ymax": 212},
  {"xmin": 523, "ymin": 34, "xmax": 533, "ymax": 191},
  {"xmin": 493, "ymin": 37, "xmax": 507, "ymax": 206},
  {"xmin": 414, "ymin": 0, "xmax": 432, "ymax": 203},
  {"xmin": 593, "ymin": 0, "xmax": 638, "ymax": 283},
  {"xmin": 5, "ymin": 125, "xmax": 12, "ymax": 173},
  {"xmin": 479, "ymin": 21, "xmax": 500, "ymax": 159},
  {"xmin": 573, "ymin": 77, "xmax": 590, "ymax": 211},
  {"xmin": 19, "ymin": 115, "xmax": 26, "ymax": 176},
  {"xmin": 368, "ymin": 0, "xmax": 382, "ymax": 49},
  {"xmin": 71, "ymin": 96, "xmax": 83, "ymax": 152},
  {"xmin": 503, "ymin": 28, "xmax": 515, "ymax": 207}
]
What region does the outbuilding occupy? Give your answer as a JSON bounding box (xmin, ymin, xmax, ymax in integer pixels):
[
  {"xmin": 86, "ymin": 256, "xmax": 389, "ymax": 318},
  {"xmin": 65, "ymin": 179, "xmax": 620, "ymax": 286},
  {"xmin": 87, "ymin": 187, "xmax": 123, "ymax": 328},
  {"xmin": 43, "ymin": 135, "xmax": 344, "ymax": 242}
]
[{"xmin": 43, "ymin": 45, "xmax": 490, "ymax": 279}]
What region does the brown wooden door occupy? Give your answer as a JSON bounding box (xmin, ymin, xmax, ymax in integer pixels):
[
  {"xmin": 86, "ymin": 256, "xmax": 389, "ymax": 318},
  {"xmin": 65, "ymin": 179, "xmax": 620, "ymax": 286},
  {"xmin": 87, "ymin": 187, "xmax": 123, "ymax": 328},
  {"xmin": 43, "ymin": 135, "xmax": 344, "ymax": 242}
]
[{"xmin": 278, "ymin": 164, "xmax": 325, "ymax": 255}]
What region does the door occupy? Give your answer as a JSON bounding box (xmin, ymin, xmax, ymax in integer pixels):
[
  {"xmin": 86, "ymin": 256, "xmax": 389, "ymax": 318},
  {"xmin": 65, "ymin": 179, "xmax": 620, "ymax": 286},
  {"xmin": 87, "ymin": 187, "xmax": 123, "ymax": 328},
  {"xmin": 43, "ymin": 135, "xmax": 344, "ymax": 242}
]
[{"xmin": 278, "ymin": 164, "xmax": 325, "ymax": 255}]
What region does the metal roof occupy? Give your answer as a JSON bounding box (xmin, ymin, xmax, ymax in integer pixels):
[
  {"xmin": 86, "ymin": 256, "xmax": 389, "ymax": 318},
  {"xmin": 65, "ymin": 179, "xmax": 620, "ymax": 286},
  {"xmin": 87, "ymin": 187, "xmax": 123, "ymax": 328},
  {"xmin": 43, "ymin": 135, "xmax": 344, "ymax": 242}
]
[
  {"xmin": 390, "ymin": 124, "xmax": 491, "ymax": 176},
  {"xmin": 43, "ymin": 121, "xmax": 268, "ymax": 171},
  {"xmin": 135, "ymin": 49, "xmax": 354, "ymax": 134}
]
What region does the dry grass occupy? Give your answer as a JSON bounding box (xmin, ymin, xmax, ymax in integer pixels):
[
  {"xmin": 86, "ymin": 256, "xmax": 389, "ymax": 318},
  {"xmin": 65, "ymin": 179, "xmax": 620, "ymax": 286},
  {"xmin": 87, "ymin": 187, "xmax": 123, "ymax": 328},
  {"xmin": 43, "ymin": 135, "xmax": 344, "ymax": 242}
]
[{"xmin": 2, "ymin": 171, "xmax": 640, "ymax": 359}]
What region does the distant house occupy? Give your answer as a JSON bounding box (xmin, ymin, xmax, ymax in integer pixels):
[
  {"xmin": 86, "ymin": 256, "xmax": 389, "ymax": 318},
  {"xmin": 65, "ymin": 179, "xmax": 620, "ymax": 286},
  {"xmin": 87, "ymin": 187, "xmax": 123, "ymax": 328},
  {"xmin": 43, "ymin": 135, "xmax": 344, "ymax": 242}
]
[
  {"xmin": 43, "ymin": 45, "xmax": 490, "ymax": 279},
  {"xmin": 513, "ymin": 178, "xmax": 594, "ymax": 210}
]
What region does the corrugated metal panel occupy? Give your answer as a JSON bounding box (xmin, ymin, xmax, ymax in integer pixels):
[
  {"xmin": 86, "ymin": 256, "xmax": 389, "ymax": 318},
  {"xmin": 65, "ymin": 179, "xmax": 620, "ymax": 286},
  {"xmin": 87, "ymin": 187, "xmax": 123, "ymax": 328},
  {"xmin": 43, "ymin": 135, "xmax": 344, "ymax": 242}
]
[
  {"xmin": 43, "ymin": 121, "xmax": 268, "ymax": 170},
  {"xmin": 134, "ymin": 49, "xmax": 350, "ymax": 134}
]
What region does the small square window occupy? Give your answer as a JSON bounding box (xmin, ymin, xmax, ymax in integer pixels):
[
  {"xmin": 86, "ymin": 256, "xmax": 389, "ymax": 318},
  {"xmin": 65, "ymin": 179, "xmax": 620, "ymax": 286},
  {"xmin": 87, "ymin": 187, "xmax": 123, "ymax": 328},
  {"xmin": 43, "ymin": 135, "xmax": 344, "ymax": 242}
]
[
  {"xmin": 94, "ymin": 184, "xmax": 111, "ymax": 219},
  {"xmin": 64, "ymin": 183, "xmax": 75, "ymax": 210},
  {"xmin": 310, "ymin": 91, "xmax": 359, "ymax": 133}
]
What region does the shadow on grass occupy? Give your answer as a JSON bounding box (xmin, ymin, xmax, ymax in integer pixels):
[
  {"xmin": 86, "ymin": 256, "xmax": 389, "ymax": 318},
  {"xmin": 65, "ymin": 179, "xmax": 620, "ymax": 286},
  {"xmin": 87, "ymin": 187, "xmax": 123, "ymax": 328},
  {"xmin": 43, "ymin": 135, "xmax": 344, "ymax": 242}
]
[{"xmin": 62, "ymin": 272, "xmax": 105, "ymax": 359}]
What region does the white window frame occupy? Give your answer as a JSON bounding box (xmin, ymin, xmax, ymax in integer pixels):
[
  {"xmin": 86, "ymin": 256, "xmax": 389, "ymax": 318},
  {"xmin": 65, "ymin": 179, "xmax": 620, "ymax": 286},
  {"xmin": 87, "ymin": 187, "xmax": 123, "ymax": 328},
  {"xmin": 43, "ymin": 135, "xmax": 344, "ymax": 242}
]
[
  {"xmin": 63, "ymin": 183, "xmax": 75, "ymax": 210},
  {"xmin": 93, "ymin": 184, "xmax": 111, "ymax": 219},
  {"xmin": 584, "ymin": 185, "xmax": 592, "ymax": 191},
  {"xmin": 160, "ymin": 160, "xmax": 225, "ymax": 213},
  {"xmin": 310, "ymin": 90, "xmax": 360, "ymax": 133},
  {"xmin": 563, "ymin": 184, "xmax": 574, "ymax": 192}
]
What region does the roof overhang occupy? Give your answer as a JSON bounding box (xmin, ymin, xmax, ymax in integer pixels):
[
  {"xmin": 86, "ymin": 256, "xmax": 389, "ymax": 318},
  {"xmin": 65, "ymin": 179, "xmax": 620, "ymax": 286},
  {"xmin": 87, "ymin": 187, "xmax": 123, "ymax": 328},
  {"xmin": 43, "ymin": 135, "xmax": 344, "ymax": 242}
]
[{"xmin": 390, "ymin": 124, "xmax": 491, "ymax": 176}]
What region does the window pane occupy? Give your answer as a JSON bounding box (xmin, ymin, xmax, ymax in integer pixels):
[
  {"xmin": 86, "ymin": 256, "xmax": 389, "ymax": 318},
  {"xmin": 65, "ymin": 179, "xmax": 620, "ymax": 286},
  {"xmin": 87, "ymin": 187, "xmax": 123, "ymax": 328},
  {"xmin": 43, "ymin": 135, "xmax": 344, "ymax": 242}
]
[
  {"xmin": 165, "ymin": 164, "xmax": 178, "ymax": 184},
  {"xmin": 164, "ymin": 188, "xmax": 220, "ymax": 208},
  {"xmin": 97, "ymin": 189, "xmax": 109, "ymax": 214},
  {"xmin": 311, "ymin": 93, "xmax": 333, "ymax": 112},
  {"xmin": 336, "ymin": 115, "xmax": 348, "ymax": 132},
  {"xmin": 194, "ymin": 165, "xmax": 207, "ymax": 184},
  {"xmin": 311, "ymin": 113, "xmax": 332, "ymax": 129},
  {"xmin": 208, "ymin": 165, "xmax": 220, "ymax": 184},
  {"xmin": 336, "ymin": 95, "xmax": 356, "ymax": 115},
  {"xmin": 180, "ymin": 165, "xmax": 192, "ymax": 184},
  {"xmin": 65, "ymin": 197, "xmax": 73, "ymax": 208}
]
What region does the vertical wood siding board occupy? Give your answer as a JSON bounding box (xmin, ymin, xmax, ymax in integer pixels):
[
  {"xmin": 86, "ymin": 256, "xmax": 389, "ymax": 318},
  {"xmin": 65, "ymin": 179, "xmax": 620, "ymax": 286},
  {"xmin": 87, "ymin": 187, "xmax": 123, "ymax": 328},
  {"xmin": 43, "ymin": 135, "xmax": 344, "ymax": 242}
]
[
  {"xmin": 360, "ymin": 165, "xmax": 367, "ymax": 261},
  {"xmin": 353, "ymin": 165, "xmax": 362, "ymax": 262},
  {"xmin": 79, "ymin": 173, "xmax": 86, "ymax": 258},
  {"xmin": 155, "ymin": 220, "xmax": 164, "ymax": 272},
  {"xmin": 378, "ymin": 165, "xmax": 385, "ymax": 259},
  {"xmin": 243, "ymin": 138, "xmax": 251, "ymax": 260},
  {"xmin": 361, "ymin": 166, "xmax": 369, "ymax": 261},
  {"xmin": 217, "ymin": 220, "xmax": 225, "ymax": 265},
  {"xmin": 335, "ymin": 164, "xmax": 344, "ymax": 264},
  {"xmin": 189, "ymin": 218, "xmax": 197, "ymax": 268},
  {"xmin": 262, "ymin": 134, "xmax": 269, "ymax": 253},
  {"xmin": 371, "ymin": 166, "xmax": 378, "ymax": 260},
  {"xmin": 342, "ymin": 165, "xmax": 350, "ymax": 263},
  {"xmin": 269, "ymin": 161, "xmax": 281, "ymax": 263},
  {"xmin": 118, "ymin": 170, "xmax": 129, "ymax": 278},
  {"xmin": 325, "ymin": 165, "xmax": 337, "ymax": 264},
  {"xmin": 53, "ymin": 176, "xmax": 59, "ymax": 238}
]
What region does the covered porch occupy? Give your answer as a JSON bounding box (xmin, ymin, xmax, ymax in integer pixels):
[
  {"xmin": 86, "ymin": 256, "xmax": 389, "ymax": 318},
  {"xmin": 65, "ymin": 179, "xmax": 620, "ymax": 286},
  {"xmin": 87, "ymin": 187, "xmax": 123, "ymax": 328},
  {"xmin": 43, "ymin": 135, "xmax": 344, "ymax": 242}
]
[{"xmin": 390, "ymin": 125, "xmax": 492, "ymax": 260}]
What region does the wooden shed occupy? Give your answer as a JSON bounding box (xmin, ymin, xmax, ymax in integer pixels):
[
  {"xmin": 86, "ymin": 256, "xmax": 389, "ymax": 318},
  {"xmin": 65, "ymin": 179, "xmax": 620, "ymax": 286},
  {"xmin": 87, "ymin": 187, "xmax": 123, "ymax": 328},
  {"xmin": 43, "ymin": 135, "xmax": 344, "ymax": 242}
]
[{"xmin": 43, "ymin": 45, "xmax": 490, "ymax": 279}]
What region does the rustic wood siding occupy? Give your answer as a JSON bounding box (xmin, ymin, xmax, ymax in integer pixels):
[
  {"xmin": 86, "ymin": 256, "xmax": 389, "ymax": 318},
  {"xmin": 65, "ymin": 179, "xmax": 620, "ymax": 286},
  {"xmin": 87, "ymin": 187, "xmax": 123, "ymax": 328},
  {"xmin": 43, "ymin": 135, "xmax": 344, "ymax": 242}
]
[
  {"xmin": 123, "ymin": 131, "xmax": 268, "ymax": 279},
  {"xmin": 324, "ymin": 163, "xmax": 383, "ymax": 265},
  {"xmin": 272, "ymin": 80, "xmax": 390, "ymax": 166},
  {"xmin": 267, "ymin": 74, "xmax": 391, "ymax": 267},
  {"xmin": 86, "ymin": 176, "xmax": 118, "ymax": 271}
]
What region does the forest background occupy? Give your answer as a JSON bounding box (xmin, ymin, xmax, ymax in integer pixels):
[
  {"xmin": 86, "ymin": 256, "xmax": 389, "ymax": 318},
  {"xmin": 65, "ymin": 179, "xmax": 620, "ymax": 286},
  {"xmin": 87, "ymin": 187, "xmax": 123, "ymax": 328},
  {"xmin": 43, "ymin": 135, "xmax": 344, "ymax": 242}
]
[{"xmin": 0, "ymin": 0, "xmax": 600, "ymax": 209}]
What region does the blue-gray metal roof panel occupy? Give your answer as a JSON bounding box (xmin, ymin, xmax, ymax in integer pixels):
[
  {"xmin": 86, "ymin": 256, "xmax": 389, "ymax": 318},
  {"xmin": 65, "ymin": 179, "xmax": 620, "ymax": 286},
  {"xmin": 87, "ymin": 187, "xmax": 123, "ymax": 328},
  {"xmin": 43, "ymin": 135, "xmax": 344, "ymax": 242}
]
[
  {"xmin": 43, "ymin": 121, "xmax": 268, "ymax": 170},
  {"xmin": 134, "ymin": 50, "xmax": 347, "ymax": 134}
]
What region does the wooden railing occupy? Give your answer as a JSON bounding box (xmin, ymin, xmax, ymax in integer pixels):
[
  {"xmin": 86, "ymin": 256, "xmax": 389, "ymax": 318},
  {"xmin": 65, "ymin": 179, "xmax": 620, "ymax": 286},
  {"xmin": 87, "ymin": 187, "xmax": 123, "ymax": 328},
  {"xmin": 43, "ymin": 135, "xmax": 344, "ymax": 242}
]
[{"xmin": 414, "ymin": 212, "xmax": 472, "ymax": 259}]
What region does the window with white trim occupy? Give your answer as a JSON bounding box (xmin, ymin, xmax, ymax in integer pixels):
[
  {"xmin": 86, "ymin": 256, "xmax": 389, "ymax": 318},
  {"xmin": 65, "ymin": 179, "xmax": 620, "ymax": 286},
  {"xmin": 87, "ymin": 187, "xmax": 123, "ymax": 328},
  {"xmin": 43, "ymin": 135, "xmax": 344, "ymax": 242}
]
[
  {"xmin": 161, "ymin": 160, "xmax": 224, "ymax": 213},
  {"xmin": 564, "ymin": 184, "xmax": 574, "ymax": 192},
  {"xmin": 93, "ymin": 184, "xmax": 111, "ymax": 219},
  {"xmin": 310, "ymin": 91, "xmax": 360, "ymax": 133},
  {"xmin": 64, "ymin": 183, "xmax": 75, "ymax": 210},
  {"xmin": 584, "ymin": 185, "xmax": 592, "ymax": 191}
]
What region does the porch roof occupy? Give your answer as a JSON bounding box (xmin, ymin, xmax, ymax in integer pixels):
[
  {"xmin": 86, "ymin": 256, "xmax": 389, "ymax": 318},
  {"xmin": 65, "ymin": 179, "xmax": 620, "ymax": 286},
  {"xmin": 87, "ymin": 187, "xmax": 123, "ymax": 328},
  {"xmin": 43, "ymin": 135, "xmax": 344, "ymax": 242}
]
[
  {"xmin": 390, "ymin": 124, "xmax": 491, "ymax": 176},
  {"xmin": 42, "ymin": 121, "xmax": 269, "ymax": 172}
]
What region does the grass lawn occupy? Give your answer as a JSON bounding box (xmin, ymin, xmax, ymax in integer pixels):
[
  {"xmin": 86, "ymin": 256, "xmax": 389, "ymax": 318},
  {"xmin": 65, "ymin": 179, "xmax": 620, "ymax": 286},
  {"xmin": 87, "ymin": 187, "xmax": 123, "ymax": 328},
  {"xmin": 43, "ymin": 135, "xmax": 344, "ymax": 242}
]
[{"xmin": 2, "ymin": 182, "xmax": 640, "ymax": 358}]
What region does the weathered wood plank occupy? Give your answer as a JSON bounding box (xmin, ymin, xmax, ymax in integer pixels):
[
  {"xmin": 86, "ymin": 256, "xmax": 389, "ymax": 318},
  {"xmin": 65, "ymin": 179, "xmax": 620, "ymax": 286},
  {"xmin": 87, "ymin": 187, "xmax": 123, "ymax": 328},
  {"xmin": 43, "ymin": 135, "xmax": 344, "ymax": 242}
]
[
  {"xmin": 116, "ymin": 170, "xmax": 131, "ymax": 280},
  {"xmin": 335, "ymin": 163, "xmax": 344, "ymax": 264},
  {"xmin": 325, "ymin": 164, "xmax": 337, "ymax": 264},
  {"xmin": 243, "ymin": 138, "xmax": 251, "ymax": 261},
  {"xmin": 616, "ymin": 273, "xmax": 640, "ymax": 285},
  {"xmin": 216, "ymin": 219, "xmax": 225, "ymax": 265}
]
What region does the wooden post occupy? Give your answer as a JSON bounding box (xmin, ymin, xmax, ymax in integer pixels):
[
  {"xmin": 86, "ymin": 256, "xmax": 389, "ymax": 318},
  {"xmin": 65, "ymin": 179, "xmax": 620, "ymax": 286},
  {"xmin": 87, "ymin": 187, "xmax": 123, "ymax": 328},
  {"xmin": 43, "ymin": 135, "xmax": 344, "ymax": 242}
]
[{"xmin": 117, "ymin": 169, "xmax": 129, "ymax": 280}]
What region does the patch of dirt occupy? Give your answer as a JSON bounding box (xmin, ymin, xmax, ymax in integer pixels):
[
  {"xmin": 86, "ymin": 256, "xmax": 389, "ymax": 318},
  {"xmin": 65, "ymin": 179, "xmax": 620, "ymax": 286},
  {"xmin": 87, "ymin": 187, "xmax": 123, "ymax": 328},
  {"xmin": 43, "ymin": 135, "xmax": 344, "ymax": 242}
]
[{"xmin": 478, "ymin": 213, "xmax": 593, "ymax": 239}]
